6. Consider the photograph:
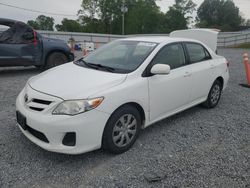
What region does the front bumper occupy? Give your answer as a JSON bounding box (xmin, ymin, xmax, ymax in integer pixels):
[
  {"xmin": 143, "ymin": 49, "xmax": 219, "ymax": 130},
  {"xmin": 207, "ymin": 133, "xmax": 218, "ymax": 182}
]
[{"xmin": 16, "ymin": 86, "xmax": 110, "ymax": 154}]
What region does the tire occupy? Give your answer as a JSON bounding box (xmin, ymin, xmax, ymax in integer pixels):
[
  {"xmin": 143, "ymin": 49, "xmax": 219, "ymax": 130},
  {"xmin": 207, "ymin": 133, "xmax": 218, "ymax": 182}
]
[
  {"xmin": 102, "ymin": 105, "xmax": 141, "ymax": 154},
  {"xmin": 202, "ymin": 80, "xmax": 222, "ymax": 108},
  {"xmin": 45, "ymin": 52, "xmax": 68, "ymax": 70}
]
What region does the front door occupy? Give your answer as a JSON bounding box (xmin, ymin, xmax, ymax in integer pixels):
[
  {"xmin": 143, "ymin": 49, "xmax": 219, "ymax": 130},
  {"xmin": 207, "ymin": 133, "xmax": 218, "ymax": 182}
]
[{"xmin": 148, "ymin": 43, "xmax": 192, "ymax": 122}]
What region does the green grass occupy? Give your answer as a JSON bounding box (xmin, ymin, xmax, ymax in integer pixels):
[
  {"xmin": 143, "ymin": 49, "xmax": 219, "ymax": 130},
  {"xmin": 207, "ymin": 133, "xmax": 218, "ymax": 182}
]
[{"xmin": 232, "ymin": 43, "xmax": 250, "ymax": 48}]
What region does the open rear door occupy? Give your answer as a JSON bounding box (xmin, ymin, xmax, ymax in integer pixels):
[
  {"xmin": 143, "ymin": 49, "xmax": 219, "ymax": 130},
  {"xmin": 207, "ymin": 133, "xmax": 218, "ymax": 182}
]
[{"xmin": 170, "ymin": 29, "xmax": 220, "ymax": 52}]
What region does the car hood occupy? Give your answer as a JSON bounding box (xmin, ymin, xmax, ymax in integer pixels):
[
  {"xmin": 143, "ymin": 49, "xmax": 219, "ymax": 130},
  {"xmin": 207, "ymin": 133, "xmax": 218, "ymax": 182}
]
[{"xmin": 29, "ymin": 63, "xmax": 127, "ymax": 100}]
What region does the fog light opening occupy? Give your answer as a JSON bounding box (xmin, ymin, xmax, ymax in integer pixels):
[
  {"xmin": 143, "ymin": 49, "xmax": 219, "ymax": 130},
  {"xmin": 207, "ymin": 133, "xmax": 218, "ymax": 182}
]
[{"xmin": 62, "ymin": 132, "xmax": 76, "ymax": 146}]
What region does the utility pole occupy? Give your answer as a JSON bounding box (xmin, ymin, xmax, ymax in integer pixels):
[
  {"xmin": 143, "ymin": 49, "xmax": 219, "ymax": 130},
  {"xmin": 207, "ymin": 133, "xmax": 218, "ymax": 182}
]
[{"xmin": 121, "ymin": 0, "xmax": 128, "ymax": 35}]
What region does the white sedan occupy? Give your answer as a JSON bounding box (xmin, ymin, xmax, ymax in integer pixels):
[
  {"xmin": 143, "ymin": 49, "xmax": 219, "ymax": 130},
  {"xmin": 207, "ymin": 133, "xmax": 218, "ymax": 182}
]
[{"xmin": 16, "ymin": 29, "xmax": 229, "ymax": 154}]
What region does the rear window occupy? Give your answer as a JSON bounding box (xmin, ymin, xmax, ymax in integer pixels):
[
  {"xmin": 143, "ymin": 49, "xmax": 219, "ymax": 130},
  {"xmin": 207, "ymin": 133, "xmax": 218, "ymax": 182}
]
[{"xmin": 186, "ymin": 43, "xmax": 211, "ymax": 63}]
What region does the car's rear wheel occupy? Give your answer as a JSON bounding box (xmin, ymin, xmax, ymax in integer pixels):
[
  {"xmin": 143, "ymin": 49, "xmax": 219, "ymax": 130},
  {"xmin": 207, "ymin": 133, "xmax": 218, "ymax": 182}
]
[
  {"xmin": 45, "ymin": 52, "xmax": 68, "ymax": 70},
  {"xmin": 203, "ymin": 80, "xmax": 222, "ymax": 108},
  {"xmin": 102, "ymin": 105, "xmax": 141, "ymax": 154}
]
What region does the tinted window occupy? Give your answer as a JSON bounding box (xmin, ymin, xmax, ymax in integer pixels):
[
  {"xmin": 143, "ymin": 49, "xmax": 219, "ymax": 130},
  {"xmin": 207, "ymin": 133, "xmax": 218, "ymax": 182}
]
[
  {"xmin": 152, "ymin": 43, "xmax": 186, "ymax": 69},
  {"xmin": 186, "ymin": 43, "xmax": 211, "ymax": 63},
  {"xmin": 0, "ymin": 22, "xmax": 34, "ymax": 44}
]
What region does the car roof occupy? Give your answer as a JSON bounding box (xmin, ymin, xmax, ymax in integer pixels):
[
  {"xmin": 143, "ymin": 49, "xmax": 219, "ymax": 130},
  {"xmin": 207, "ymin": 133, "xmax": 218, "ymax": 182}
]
[
  {"xmin": 0, "ymin": 18, "xmax": 24, "ymax": 27},
  {"xmin": 121, "ymin": 36, "xmax": 201, "ymax": 44}
]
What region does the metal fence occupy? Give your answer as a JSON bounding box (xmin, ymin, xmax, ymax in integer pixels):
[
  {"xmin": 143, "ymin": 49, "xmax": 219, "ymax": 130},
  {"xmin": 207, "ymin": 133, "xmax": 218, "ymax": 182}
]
[
  {"xmin": 38, "ymin": 30, "xmax": 250, "ymax": 48},
  {"xmin": 218, "ymin": 32, "xmax": 250, "ymax": 47},
  {"xmin": 1, "ymin": 28, "xmax": 250, "ymax": 47}
]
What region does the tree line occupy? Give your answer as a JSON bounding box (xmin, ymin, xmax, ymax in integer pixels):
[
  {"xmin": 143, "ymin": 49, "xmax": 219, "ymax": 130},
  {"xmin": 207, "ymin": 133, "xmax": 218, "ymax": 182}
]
[{"xmin": 27, "ymin": 0, "xmax": 250, "ymax": 34}]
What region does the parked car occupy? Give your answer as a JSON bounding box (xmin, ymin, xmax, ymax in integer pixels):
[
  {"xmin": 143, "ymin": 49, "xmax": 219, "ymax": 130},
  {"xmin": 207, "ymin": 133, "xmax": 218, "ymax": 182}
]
[
  {"xmin": 16, "ymin": 29, "xmax": 229, "ymax": 154},
  {"xmin": 0, "ymin": 18, "xmax": 74, "ymax": 69}
]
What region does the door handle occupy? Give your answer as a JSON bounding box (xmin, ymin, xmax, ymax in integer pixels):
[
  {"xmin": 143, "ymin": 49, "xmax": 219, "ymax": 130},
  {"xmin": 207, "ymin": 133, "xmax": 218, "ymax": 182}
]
[
  {"xmin": 210, "ymin": 64, "xmax": 216, "ymax": 69},
  {"xmin": 184, "ymin": 72, "xmax": 192, "ymax": 77}
]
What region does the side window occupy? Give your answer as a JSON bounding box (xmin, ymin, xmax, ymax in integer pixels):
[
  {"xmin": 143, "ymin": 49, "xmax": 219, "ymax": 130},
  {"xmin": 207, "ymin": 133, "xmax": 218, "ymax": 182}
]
[
  {"xmin": 186, "ymin": 43, "xmax": 211, "ymax": 63},
  {"xmin": 0, "ymin": 25, "xmax": 11, "ymax": 43},
  {"xmin": 0, "ymin": 23, "xmax": 34, "ymax": 44},
  {"xmin": 152, "ymin": 43, "xmax": 186, "ymax": 69}
]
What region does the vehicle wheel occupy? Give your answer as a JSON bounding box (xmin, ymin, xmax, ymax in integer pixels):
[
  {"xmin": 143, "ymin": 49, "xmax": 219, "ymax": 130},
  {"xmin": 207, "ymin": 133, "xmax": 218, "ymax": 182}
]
[
  {"xmin": 202, "ymin": 80, "xmax": 222, "ymax": 108},
  {"xmin": 45, "ymin": 52, "xmax": 68, "ymax": 70},
  {"xmin": 102, "ymin": 105, "xmax": 141, "ymax": 154}
]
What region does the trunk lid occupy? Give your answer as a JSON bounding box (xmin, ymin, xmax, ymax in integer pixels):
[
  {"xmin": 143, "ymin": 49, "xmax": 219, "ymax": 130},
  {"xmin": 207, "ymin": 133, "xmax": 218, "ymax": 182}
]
[{"xmin": 170, "ymin": 29, "xmax": 220, "ymax": 52}]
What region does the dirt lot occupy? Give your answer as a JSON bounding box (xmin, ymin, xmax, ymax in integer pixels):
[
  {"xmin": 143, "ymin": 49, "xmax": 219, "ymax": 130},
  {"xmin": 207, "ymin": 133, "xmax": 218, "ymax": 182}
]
[{"xmin": 0, "ymin": 49, "xmax": 249, "ymax": 188}]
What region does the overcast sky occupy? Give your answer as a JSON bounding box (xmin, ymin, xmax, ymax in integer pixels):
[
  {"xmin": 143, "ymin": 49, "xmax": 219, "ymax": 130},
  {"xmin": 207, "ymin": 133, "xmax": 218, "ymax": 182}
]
[{"xmin": 0, "ymin": 0, "xmax": 249, "ymax": 25}]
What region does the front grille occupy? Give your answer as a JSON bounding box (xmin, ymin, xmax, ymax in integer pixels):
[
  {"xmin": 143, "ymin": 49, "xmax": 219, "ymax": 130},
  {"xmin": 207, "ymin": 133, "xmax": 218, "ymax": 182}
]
[
  {"xmin": 32, "ymin": 99, "xmax": 52, "ymax": 105},
  {"xmin": 29, "ymin": 107, "xmax": 44, "ymax": 111},
  {"xmin": 26, "ymin": 97, "xmax": 53, "ymax": 112}
]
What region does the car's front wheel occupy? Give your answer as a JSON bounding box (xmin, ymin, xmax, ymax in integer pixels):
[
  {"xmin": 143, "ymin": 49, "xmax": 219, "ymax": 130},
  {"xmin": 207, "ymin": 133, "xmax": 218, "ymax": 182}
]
[
  {"xmin": 102, "ymin": 105, "xmax": 141, "ymax": 154},
  {"xmin": 203, "ymin": 79, "xmax": 222, "ymax": 108}
]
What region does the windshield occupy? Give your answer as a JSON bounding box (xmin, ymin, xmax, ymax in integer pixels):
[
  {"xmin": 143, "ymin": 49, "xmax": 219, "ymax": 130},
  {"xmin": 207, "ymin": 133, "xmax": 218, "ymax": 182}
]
[{"xmin": 75, "ymin": 40, "xmax": 157, "ymax": 73}]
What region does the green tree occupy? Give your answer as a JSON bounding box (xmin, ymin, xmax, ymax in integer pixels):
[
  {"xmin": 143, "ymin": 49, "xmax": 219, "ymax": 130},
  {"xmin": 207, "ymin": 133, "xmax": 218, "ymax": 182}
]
[
  {"xmin": 27, "ymin": 15, "xmax": 55, "ymax": 31},
  {"xmin": 78, "ymin": 0, "xmax": 196, "ymax": 34},
  {"xmin": 27, "ymin": 20, "xmax": 40, "ymax": 30},
  {"xmin": 161, "ymin": 0, "xmax": 196, "ymax": 32},
  {"xmin": 56, "ymin": 18, "xmax": 83, "ymax": 32},
  {"xmin": 78, "ymin": 0, "xmax": 165, "ymax": 34},
  {"xmin": 172, "ymin": 0, "xmax": 196, "ymax": 15},
  {"xmin": 246, "ymin": 19, "xmax": 250, "ymax": 26},
  {"xmin": 125, "ymin": 0, "xmax": 163, "ymax": 34},
  {"xmin": 196, "ymin": 0, "xmax": 244, "ymax": 31},
  {"xmin": 164, "ymin": 7, "xmax": 188, "ymax": 32}
]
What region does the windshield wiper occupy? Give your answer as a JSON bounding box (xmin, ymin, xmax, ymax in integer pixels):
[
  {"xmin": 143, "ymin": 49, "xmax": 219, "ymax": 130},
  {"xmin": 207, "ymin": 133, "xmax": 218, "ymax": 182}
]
[
  {"xmin": 75, "ymin": 58, "xmax": 100, "ymax": 70},
  {"xmin": 75, "ymin": 58, "xmax": 118, "ymax": 73},
  {"xmin": 87, "ymin": 63, "xmax": 115, "ymax": 72}
]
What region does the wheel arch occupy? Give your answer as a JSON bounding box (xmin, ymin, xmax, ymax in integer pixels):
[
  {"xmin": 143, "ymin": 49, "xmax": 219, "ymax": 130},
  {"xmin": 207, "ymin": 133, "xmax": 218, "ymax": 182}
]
[
  {"xmin": 101, "ymin": 102, "xmax": 146, "ymax": 150},
  {"xmin": 108, "ymin": 102, "xmax": 146, "ymax": 128},
  {"xmin": 216, "ymin": 76, "xmax": 224, "ymax": 88}
]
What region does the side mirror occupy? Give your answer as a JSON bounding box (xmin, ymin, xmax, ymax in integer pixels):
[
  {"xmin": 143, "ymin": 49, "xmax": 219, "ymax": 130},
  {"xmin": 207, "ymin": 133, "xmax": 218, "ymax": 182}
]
[{"xmin": 150, "ymin": 64, "xmax": 171, "ymax": 75}]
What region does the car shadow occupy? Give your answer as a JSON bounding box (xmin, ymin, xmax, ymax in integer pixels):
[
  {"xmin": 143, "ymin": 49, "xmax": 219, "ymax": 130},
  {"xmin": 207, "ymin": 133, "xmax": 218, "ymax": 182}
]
[{"xmin": 0, "ymin": 66, "xmax": 41, "ymax": 76}]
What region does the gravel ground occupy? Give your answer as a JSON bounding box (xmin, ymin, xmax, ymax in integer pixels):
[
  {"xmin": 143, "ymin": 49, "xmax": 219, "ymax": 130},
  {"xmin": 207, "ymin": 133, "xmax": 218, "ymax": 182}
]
[{"xmin": 0, "ymin": 48, "xmax": 249, "ymax": 188}]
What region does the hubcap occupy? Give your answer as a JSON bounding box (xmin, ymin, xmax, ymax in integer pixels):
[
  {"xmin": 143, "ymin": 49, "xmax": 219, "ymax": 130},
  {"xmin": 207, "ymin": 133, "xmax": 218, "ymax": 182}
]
[
  {"xmin": 112, "ymin": 114, "xmax": 137, "ymax": 147},
  {"xmin": 211, "ymin": 84, "xmax": 221, "ymax": 104}
]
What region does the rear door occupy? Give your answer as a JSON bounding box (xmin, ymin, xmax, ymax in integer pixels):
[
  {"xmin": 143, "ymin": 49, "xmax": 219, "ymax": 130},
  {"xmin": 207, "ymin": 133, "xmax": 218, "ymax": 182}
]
[{"xmin": 183, "ymin": 42, "xmax": 216, "ymax": 102}]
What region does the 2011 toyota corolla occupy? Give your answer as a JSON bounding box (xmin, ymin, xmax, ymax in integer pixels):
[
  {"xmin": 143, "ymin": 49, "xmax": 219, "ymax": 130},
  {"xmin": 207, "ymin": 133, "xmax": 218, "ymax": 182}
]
[{"xmin": 16, "ymin": 29, "xmax": 229, "ymax": 154}]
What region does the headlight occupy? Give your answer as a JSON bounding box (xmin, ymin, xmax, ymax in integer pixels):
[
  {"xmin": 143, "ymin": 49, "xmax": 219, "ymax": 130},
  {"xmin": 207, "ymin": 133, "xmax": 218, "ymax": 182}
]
[{"xmin": 52, "ymin": 97, "xmax": 104, "ymax": 115}]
